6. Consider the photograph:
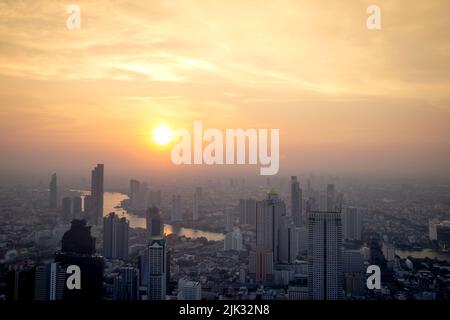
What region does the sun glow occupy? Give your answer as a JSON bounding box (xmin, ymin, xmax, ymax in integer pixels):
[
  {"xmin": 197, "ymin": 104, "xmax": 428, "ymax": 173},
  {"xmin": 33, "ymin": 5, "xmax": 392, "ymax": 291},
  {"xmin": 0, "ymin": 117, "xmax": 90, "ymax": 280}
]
[{"xmin": 152, "ymin": 124, "xmax": 173, "ymax": 145}]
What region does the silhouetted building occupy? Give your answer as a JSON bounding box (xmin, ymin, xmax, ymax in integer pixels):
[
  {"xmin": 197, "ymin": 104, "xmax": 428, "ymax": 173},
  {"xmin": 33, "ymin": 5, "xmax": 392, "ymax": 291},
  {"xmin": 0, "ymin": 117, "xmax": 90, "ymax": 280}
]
[
  {"xmin": 90, "ymin": 164, "xmax": 104, "ymax": 224},
  {"xmin": 49, "ymin": 173, "xmax": 58, "ymax": 209},
  {"xmin": 5, "ymin": 267, "xmax": 35, "ymax": 301},
  {"xmin": 146, "ymin": 239, "xmax": 166, "ymax": 300},
  {"xmin": 55, "ymin": 219, "xmax": 104, "ymax": 300},
  {"xmin": 291, "ymin": 176, "xmax": 303, "ymax": 227},
  {"xmin": 146, "ymin": 207, "xmax": 163, "ymax": 241},
  {"xmin": 62, "ymin": 197, "xmax": 72, "ymax": 221},
  {"xmin": 113, "ymin": 267, "xmax": 138, "ymax": 300},
  {"xmin": 103, "ymin": 212, "xmax": 129, "ymax": 260}
]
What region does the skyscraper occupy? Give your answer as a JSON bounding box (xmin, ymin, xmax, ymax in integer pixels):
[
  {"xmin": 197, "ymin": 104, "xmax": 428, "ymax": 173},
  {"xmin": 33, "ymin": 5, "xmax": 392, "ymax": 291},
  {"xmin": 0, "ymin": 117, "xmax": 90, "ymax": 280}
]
[
  {"xmin": 34, "ymin": 262, "xmax": 66, "ymax": 300},
  {"xmin": 90, "ymin": 164, "xmax": 104, "ymax": 224},
  {"xmin": 224, "ymin": 228, "xmax": 243, "ymax": 251},
  {"xmin": 113, "ymin": 267, "xmax": 138, "ymax": 300},
  {"xmin": 129, "ymin": 179, "xmax": 140, "ymax": 209},
  {"xmin": 49, "ymin": 173, "xmax": 57, "ymax": 209},
  {"xmin": 103, "ymin": 212, "xmax": 129, "ymax": 260},
  {"xmin": 291, "ymin": 176, "xmax": 302, "ymax": 226},
  {"xmin": 61, "ymin": 197, "xmax": 72, "ymax": 221},
  {"xmin": 224, "ymin": 207, "xmax": 234, "ymax": 232},
  {"xmin": 146, "ymin": 239, "xmax": 167, "ymax": 300},
  {"xmin": 239, "ymin": 199, "xmax": 257, "ymax": 227},
  {"xmin": 308, "ymin": 210, "xmax": 343, "ymax": 300},
  {"xmin": 192, "ymin": 187, "xmax": 201, "ymax": 221},
  {"xmin": 343, "ymin": 207, "xmax": 362, "ymax": 241},
  {"xmin": 55, "ymin": 219, "xmax": 104, "ymax": 300},
  {"xmin": 72, "ymin": 196, "xmax": 82, "ymax": 219},
  {"xmin": 146, "ymin": 207, "xmax": 163, "ymax": 241}
]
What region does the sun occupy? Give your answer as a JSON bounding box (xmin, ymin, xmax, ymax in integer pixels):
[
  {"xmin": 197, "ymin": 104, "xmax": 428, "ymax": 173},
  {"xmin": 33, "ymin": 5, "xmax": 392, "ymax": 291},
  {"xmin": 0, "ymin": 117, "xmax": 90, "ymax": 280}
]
[{"xmin": 152, "ymin": 124, "xmax": 173, "ymax": 145}]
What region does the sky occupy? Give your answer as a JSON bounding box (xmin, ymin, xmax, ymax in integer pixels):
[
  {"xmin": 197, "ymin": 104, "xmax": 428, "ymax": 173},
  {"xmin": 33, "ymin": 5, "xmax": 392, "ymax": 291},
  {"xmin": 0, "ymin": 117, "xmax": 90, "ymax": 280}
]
[{"xmin": 0, "ymin": 0, "xmax": 449, "ymax": 181}]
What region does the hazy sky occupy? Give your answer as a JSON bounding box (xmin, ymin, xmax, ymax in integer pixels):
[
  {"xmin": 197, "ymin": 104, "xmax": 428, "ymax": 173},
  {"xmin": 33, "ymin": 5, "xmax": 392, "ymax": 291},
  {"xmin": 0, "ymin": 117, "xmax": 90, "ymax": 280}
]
[{"xmin": 0, "ymin": 0, "xmax": 449, "ymax": 179}]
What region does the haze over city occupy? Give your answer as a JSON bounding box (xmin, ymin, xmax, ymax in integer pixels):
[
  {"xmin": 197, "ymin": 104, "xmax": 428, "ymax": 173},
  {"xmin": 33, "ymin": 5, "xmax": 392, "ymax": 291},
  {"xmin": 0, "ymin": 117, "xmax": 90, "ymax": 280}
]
[{"xmin": 1, "ymin": 0, "xmax": 450, "ymax": 184}]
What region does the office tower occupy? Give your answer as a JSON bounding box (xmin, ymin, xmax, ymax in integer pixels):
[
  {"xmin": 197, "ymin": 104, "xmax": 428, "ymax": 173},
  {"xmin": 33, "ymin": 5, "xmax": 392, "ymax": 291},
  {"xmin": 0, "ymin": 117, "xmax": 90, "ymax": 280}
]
[
  {"xmin": 177, "ymin": 278, "xmax": 201, "ymax": 300},
  {"xmin": 342, "ymin": 249, "xmax": 365, "ymax": 274},
  {"xmin": 256, "ymin": 190, "xmax": 285, "ymax": 262},
  {"xmin": 34, "ymin": 262, "xmax": 66, "ymax": 300},
  {"xmin": 61, "ymin": 197, "xmax": 72, "ymax": 221},
  {"xmin": 5, "ymin": 267, "xmax": 35, "ymax": 301},
  {"xmin": 90, "ymin": 164, "xmax": 104, "ymax": 224},
  {"xmin": 72, "ymin": 196, "xmax": 82, "ymax": 218},
  {"xmin": 224, "ymin": 207, "xmax": 234, "ymax": 232},
  {"xmin": 138, "ymin": 249, "xmax": 149, "ymax": 287},
  {"xmin": 308, "ymin": 211, "xmax": 343, "ymax": 300},
  {"xmin": 239, "ymin": 199, "xmax": 257, "ymax": 227},
  {"xmin": 103, "ymin": 212, "xmax": 129, "ymax": 260},
  {"xmin": 147, "ymin": 239, "xmax": 167, "ymax": 300},
  {"xmin": 291, "ymin": 176, "xmax": 303, "ymax": 226},
  {"xmin": 166, "ymin": 249, "xmax": 171, "ymax": 295},
  {"xmin": 171, "ymin": 194, "xmax": 182, "ymax": 222},
  {"xmin": 55, "ymin": 219, "xmax": 104, "ymax": 300},
  {"xmin": 129, "ymin": 179, "xmax": 140, "ymax": 208},
  {"xmin": 278, "ymin": 215, "xmax": 298, "ymax": 263},
  {"xmin": 343, "ymin": 207, "xmax": 362, "ymax": 241},
  {"xmin": 49, "ymin": 173, "xmax": 58, "ymax": 209},
  {"xmin": 326, "ymin": 184, "xmax": 336, "ymax": 211},
  {"xmin": 250, "ymin": 248, "xmax": 273, "ymax": 283},
  {"xmin": 296, "ymin": 226, "xmax": 308, "ymax": 253},
  {"xmin": 224, "ymin": 228, "xmax": 243, "ymax": 251},
  {"xmin": 113, "ymin": 267, "xmax": 138, "ymax": 300},
  {"xmin": 146, "ymin": 207, "xmax": 163, "ymax": 241}
]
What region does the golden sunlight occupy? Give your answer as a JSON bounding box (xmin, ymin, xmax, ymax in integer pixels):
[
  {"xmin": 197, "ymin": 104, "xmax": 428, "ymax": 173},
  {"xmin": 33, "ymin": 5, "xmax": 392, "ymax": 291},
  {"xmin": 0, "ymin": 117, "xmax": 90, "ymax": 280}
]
[{"xmin": 152, "ymin": 124, "xmax": 173, "ymax": 145}]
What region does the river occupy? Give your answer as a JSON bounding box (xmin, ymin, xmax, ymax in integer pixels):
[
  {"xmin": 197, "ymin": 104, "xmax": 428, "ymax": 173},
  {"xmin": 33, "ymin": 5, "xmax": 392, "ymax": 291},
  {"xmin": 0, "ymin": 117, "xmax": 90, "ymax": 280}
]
[{"xmin": 78, "ymin": 191, "xmax": 224, "ymax": 241}]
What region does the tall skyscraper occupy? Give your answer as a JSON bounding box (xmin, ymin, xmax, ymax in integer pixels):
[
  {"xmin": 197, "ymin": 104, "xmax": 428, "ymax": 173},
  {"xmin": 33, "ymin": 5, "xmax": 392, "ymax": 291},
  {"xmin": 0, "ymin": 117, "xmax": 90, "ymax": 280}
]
[
  {"xmin": 90, "ymin": 164, "xmax": 104, "ymax": 224},
  {"xmin": 129, "ymin": 179, "xmax": 140, "ymax": 209},
  {"xmin": 224, "ymin": 207, "xmax": 234, "ymax": 232},
  {"xmin": 113, "ymin": 267, "xmax": 138, "ymax": 300},
  {"xmin": 291, "ymin": 176, "xmax": 303, "ymax": 226},
  {"xmin": 146, "ymin": 239, "xmax": 167, "ymax": 300},
  {"xmin": 278, "ymin": 215, "xmax": 298, "ymax": 263},
  {"xmin": 103, "ymin": 212, "xmax": 129, "ymax": 260},
  {"xmin": 34, "ymin": 262, "xmax": 66, "ymax": 300},
  {"xmin": 343, "ymin": 207, "xmax": 362, "ymax": 241},
  {"xmin": 250, "ymin": 190, "xmax": 285, "ymax": 282},
  {"xmin": 49, "ymin": 173, "xmax": 58, "ymax": 209},
  {"xmin": 55, "ymin": 219, "xmax": 104, "ymax": 300},
  {"xmin": 171, "ymin": 194, "xmax": 182, "ymax": 222},
  {"xmin": 146, "ymin": 207, "xmax": 163, "ymax": 241},
  {"xmin": 72, "ymin": 196, "xmax": 82, "ymax": 219},
  {"xmin": 308, "ymin": 211, "xmax": 343, "ymax": 300},
  {"xmin": 61, "ymin": 197, "xmax": 72, "ymax": 221},
  {"xmin": 239, "ymin": 199, "xmax": 257, "ymax": 227}
]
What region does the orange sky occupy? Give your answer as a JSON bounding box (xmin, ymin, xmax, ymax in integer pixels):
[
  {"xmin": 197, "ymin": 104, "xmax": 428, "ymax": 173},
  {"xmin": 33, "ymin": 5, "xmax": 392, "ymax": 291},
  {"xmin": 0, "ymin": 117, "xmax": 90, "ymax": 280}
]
[{"xmin": 0, "ymin": 0, "xmax": 449, "ymax": 178}]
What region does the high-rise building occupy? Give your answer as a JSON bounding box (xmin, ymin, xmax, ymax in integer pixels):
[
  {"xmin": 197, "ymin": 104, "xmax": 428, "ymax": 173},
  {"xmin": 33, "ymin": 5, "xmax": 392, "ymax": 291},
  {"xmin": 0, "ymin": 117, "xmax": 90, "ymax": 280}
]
[
  {"xmin": 224, "ymin": 207, "xmax": 234, "ymax": 232},
  {"xmin": 278, "ymin": 215, "xmax": 298, "ymax": 263},
  {"xmin": 224, "ymin": 228, "xmax": 243, "ymax": 251},
  {"xmin": 49, "ymin": 173, "xmax": 58, "ymax": 209},
  {"xmin": 90, "ymin": 164, "xmax": 104, "ymax": 224},
  {"xmin": 5, "ymin": 267, "xmax": 34, "ymax": 301},
  {"xmin": 308, "ymin": 210, "xmax": 343, "ymax": 300},
  {"xmin": 177, "ymin": 278, "xmax": 201, "ymax": 300},
  {"xmin": 343, "ymin": 207, "xmax": 362, "ymax": 241},
  {"xmin": 34, "ymin": 262, "xmax": 66, "ymax": 300},
  {"xmin": 72, "ymin": 196, "xmax": 82, "ymax": 218},
  {"xmin": 256, "ymin": 190, "xmax": 285, "ymax": 262},
  {"xmin": 239, "ymin": 199, "xmax": 257, "ymax": 227},
  {"xmin": 61, "ymin": 197, "xmax": 72, "ymax": 221},
  {"xmin": 146, "ymin": 207, "xmax": 163, "ymax": 241},
  {"xmin": 55, "ymin": 219, "xmax": 104, "ymax": 300},
  {"xmin": 113, "ymin": 267, "xmax": 138, "ymax": 300},
  {"xmin": 192, "ymin": 187, "xmax": 201, "ymax": 221},
  {"xmin": 129, "ymin": 179, "xmax": 140, "ymax": 208},
  {"xmin": 171, "ymin": 195, "xmax": 182, "ymax": 222},
  {"xmin": 103, "ymin": 212, "xmax": 129, "ymax": 260},
  {"xmin": 291, "ymin": 176, "xmax": 303, "ymax": 226},
  {"xmin": 147, "ymin": 239, "xmax": 167, "ymax": 300}
]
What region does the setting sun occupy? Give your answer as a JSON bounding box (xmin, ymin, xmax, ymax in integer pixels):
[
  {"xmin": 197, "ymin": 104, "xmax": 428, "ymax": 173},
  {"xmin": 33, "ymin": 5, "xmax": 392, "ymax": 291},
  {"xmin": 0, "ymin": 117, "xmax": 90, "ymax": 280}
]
[{"xmin": 152, "ymin": 125, "xmax": 173, "ymax": 146}]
